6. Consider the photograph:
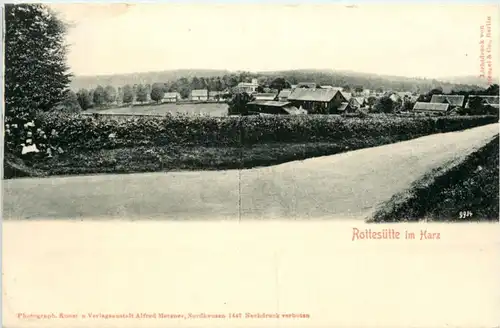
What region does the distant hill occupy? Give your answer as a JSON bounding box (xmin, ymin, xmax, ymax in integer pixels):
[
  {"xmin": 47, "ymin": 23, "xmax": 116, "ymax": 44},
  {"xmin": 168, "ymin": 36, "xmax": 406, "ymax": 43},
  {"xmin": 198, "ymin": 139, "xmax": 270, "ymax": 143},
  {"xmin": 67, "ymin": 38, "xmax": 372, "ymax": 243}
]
[
  {"xmin": 437, "ymin": 75, "xmax": 491, "ymax": 88},
  {"xmin": 70, "ymin": 68, "xmax": 487, "ymax": 93},
  {"xmin": 70, "ymin": 69, "xmax": 231, "ymax": 90}
]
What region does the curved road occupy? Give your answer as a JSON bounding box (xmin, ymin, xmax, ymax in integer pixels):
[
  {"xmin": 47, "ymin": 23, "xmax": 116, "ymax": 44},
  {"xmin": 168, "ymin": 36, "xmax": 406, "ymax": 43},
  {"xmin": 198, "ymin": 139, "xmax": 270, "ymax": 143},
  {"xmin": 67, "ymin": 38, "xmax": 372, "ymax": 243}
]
[{"xmin": 3, "ymin": 123, "xmax": 498, "ymax": 220}]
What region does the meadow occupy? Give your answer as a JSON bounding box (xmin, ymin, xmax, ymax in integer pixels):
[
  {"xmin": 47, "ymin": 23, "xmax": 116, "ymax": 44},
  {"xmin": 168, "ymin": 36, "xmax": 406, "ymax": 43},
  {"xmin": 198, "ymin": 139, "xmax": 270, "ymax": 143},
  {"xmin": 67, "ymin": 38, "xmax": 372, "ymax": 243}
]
[{"xmin": 88, "ymin": 102, "xmax": 228, "ymax": 117}]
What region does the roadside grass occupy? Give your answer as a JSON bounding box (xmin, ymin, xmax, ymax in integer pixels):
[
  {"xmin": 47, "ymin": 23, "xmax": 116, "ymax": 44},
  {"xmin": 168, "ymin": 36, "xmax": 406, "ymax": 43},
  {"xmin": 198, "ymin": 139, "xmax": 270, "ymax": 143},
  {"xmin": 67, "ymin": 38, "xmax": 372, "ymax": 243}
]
[
  {"xmin": 368, "ymin": 135, "xmax": 499, "ymax": 222},
  {"xmin": 30, "ymin": 134, "xmax": 426, "ymax": 176}
]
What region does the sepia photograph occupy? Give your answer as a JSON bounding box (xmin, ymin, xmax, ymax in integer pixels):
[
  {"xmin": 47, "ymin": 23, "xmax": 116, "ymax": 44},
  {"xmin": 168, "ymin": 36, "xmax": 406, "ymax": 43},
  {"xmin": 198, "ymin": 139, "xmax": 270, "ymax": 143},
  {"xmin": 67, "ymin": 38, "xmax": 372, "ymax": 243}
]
[
  {"xmin": 2, "ymin": 3, "xmax": 499, "ymax": 223},
  {"xmin": 2, "ymin": 4, "xmax": 500, "ymax": 328}
]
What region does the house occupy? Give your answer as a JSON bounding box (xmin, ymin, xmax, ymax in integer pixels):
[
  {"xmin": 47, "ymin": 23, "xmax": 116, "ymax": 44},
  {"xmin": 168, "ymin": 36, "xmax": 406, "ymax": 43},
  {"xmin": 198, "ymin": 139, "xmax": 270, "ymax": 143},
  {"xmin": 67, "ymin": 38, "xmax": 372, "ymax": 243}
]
[
  {"xmin": 287, "ymin": 88, "xmax": 352, "ymax": 114},
  {"xmin": 191, "ymin": 89, "xmax": 209, "ymax": 101},
  {"xmin": 430, "ymin": 95, "xmax": 465, "ymax": 108},
  {"xmin": 208, "ymin": 91, "xmax": 223, "ymax": 101},
  {"xmin": 465, "ymin": 95, "xmax": 500, "ymax": 109},
  {"xmin": 320, "ymin": 85, "xmax": 333, "ymax": 89},
  {"xmin": 246, "ymin": 101, "xmax": 307, "ymax": 115},
  {"xmin": 253, "ymin": 93, "xmax": 278, "ymax": 101},
  {"xmin": 235, "ymin": 78, "xmax": 259, "ymax": 94},
  {"xmin": 163, "ymin": 92, "xmax": 181, "ymax": 103},
  {"xmin": 413, "ymin": 102, "xmax": 450, "ymax": 115},
  {"xmin": 350, "ymin": 97, "xmax": 366, "ymax": 109},
  {"xmin": 277, "ymin": 89, "xmax": 292, "ymax": 101}
]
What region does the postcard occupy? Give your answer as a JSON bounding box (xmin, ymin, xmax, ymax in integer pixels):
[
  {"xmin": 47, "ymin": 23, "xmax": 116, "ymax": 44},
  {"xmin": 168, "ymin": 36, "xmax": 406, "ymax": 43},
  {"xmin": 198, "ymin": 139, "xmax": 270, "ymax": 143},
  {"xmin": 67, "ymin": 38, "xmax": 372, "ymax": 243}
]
[{"xmin": 2, "ymin": 3, "xmax": 499, "ymax": 328}]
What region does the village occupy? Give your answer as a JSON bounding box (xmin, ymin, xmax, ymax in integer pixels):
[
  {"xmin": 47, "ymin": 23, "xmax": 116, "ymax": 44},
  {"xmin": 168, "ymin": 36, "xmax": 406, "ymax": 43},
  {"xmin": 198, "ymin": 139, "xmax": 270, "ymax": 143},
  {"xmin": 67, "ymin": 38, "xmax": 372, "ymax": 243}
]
[{"xmin": 107, "ymin": 77, "xmax": 499, "ymax": 117}]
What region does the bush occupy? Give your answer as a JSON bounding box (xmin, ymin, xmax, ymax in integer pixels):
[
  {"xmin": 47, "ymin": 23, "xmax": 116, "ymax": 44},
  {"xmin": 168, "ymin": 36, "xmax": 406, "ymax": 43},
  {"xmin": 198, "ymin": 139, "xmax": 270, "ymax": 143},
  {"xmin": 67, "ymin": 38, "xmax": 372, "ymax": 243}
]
[{"xmin": 34, "ymin": 112, "xmax": 498, "ymax": 152}]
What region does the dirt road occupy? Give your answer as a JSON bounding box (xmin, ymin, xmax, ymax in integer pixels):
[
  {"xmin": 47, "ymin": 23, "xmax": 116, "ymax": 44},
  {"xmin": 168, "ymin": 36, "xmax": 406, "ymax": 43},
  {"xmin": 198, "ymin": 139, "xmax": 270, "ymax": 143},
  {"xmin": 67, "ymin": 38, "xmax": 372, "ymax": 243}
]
[{"xmin": 3, "ymin": 123, "xmax": 498, "ymax": 220}]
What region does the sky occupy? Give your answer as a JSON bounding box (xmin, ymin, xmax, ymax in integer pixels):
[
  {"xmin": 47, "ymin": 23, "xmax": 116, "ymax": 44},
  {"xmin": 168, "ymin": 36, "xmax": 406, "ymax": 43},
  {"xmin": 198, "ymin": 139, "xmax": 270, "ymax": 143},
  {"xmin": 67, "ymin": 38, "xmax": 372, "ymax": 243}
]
[{"xmin": 50, "ymin": 3, "xmax": 499, "ymax": 79}]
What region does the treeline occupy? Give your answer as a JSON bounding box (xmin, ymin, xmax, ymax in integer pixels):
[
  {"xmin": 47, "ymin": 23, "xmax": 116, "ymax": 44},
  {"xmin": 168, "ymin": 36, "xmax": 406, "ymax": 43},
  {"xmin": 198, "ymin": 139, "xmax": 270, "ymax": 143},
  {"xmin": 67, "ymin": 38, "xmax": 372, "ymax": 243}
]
[{"xmin": 73, "ymin": 73, "xmax": 260, "ymax": 110}]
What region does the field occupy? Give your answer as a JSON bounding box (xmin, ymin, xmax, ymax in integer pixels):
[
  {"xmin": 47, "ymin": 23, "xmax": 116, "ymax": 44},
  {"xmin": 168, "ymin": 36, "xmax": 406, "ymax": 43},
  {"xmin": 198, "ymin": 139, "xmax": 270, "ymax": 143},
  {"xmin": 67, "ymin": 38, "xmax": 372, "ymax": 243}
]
[{"xmin": 88, "ymin": 102, "xmax": 228, "ymax": 117}]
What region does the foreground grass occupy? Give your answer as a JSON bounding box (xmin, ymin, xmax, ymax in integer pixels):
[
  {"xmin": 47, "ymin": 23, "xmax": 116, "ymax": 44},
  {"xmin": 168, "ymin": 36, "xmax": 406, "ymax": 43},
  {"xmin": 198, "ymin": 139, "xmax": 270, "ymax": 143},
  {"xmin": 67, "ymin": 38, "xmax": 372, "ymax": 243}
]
[
  {"xmin": 29, "ymin": 134, "xmax": 429, "ymax": 176},
  {"xmin": 370, "ymin": 135, "xmax": 499, "ymax": 222}
]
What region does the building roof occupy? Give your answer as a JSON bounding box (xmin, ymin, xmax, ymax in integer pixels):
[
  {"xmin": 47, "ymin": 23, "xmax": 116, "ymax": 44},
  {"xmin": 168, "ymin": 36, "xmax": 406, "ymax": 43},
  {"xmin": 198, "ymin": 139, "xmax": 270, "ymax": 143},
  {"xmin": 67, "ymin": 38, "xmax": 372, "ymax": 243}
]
[
  {"xmin": 254, "ymin": 93, "xmax": 278, "ymax": 100},
  {"xmin": 278, "ymin": 89, "xmax": 292, "ymax": 98},
  {"xmin": 191, "ymin": 89, "xmax": 208, "ymax": 97},
  {"xmin": 468, "ymin": 95, "xmax": 500, "ymax": 105},
  {"xmin": 208, "ymin": 91, "xmax": 222, "ymax": 96},
  {"xmin": 413, "ymin": 102, "xmax": 450, "ymax": 112},
  {"xmin": 338, "ymin": 102, "xmax": 350, "ymax": 111},
  {"xmin": 164, "ymin": 92, "xmax": 180, "ymax": 98},
  {"xmin": 430, "ymin": 95, "xmax": 465, "ymax": 107},
  {"xmin": 320, "ymin": 85, "xmax": 333, "ymax": 89},
  {"xmin": 296, "ymin": 82, "xmax": 318, "ymax": 89},
  {"xmin": 340, "ymin": 91, "xmax": 352, "ymax": 101},
  {"xmin": 237, "ymin": 82, "xmax": 259, "ymax": 87},
  {"xmin": 288, "ymin": 88, "xmax": 338, "ymax": 102},
  {"xmin": 353, "ymin": 97, "xmax": 365, "ymax": 105},
  {"xmin": 247, "ymin": 101, "xmax": 291, "ymax": 107}
]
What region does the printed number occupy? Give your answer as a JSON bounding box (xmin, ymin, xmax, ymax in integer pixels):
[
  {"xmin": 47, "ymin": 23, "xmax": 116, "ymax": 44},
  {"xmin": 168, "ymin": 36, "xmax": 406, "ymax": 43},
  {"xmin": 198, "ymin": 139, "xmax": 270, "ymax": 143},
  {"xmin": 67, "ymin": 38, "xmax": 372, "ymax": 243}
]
[{"xmin": 459, "ymin": 211, "xmax": 473, "ymax": 219}]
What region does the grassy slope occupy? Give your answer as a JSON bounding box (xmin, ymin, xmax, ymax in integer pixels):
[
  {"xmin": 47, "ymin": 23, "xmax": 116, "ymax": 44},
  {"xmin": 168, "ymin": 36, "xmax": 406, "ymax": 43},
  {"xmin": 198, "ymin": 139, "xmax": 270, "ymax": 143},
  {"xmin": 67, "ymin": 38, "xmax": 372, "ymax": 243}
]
[
  {"xmin": 370, "ymin": 135, "xmax": 499, "ymax": 222},
  {"xmin": 31, "ymin": 134, "xmax": 426, "ymax": 176}
]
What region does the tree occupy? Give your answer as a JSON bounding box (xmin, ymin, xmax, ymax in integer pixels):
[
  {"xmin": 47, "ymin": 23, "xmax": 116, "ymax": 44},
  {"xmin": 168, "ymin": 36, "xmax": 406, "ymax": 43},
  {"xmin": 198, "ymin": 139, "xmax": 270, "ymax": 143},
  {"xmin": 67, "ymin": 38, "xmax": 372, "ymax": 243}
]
[
  {"xmin": 52, "ymin": 90, "xmax": 81, "ymax": 113},
  {"xmin": 122, "ymin": 84, "xmax": 134, "ymax": 104},
  {"xmin": 104, "ymin": 85, "xmax": 116, "ymax": 104},
  {"xmin": 485, "ymin": 84, "xmax": 499, "ymax": 96},
  {"xmin": 76, "ymin": 89, "xmax": 92, "ymax": 110},
  {"xmin": 215, "ymin": 78, "xmax": 223, "ymax": 91},
  {"xmin": 269, "ymin": 78, "xmax": 291, "ymax": 92},
  {"xmin": 465, "ymin": 96, "xmax": 487, "ymax": 115},
  {"xmin": 342, "ymin": 85, "xmax": 351, "ymax": 92},
  {"xmin": 227, "ymin": 92, "xmax": 255, "ymax": 115},
  {"xmin": 367, "ymin": 96, "xmax": 377, "ymax": 111},
  {"xmin": 150, "ymin": 83, "xmax": 165, "ymax": 103},
  {"xmin": 93, "ymin": 85, "xmax": 106, "ymax": 107},
  {"xmin": 191, "ymin": 77, "xmax": 202, "ymax": 90},
  {"xmin": 5, "ymin": 4, "xmax": 71, "ymax": 122},
  {"xmin": 136, "ymin": 84, "xmax": 148, "ymax": 103},
  {"xmin": 116, "ymin": 87, "xmax": 124, "ymax": 104},
  {"xmin": 373, "ymin": 96, "xmax": 394, "ymax": 113}
]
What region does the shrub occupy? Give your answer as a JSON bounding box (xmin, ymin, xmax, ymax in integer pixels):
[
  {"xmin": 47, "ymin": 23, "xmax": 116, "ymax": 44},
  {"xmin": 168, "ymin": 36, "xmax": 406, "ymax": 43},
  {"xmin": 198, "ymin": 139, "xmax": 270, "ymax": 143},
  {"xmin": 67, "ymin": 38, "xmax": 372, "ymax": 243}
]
[{"xmin": 34, "ymin": 112, "xmax": 498, "ymax": 152}]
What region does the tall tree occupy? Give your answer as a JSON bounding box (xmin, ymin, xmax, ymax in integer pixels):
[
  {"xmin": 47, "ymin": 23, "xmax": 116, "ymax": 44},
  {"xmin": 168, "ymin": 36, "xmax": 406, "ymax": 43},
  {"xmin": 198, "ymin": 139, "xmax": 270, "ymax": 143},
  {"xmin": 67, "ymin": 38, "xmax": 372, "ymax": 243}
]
[
  {"xmin": 5, "ymin": 4, "xmax": 72, "ymax": 121},
  {"xmin": 136, "ymin": 84, "xmax": 148, "ymax": 103},
  {"xmin": 269, "ymin": 78, "xmax": 291, "ymax": 92},
  {"xmin": 104, "ymin": 85, "xmax": 117, "ymax": 104},
  {"xmin": 122, "ymin": 84, "xmax": 134, "ymax": 104},
  {"xmin": 227, "ymin": 92, "xmax": 255, "ymax": 115},
  {"xmin": 93, "ymin": 85, "xmax": 106, "ymax": 107},
  {"xmin": 373, "ymin": 96, "xmax": 395, "ymax": 113},
  {"xmin": 55, "ymin": 90, "xmax": 81, "ymax": 112},
  {"xmin": 150, "ymin": 83, "xmax": 165, "ymax": 103},
  {"xmin": 76, "ymin": 89, "xmax": 92, "ymax": 110}
]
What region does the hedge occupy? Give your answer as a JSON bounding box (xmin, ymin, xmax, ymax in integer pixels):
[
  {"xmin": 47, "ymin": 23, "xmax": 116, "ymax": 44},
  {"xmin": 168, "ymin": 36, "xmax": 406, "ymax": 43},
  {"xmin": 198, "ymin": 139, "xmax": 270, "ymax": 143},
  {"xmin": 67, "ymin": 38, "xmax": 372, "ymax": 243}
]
[{"xmin": 35, "ymin": 112, "xmax": 498, "ymax": 150}]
